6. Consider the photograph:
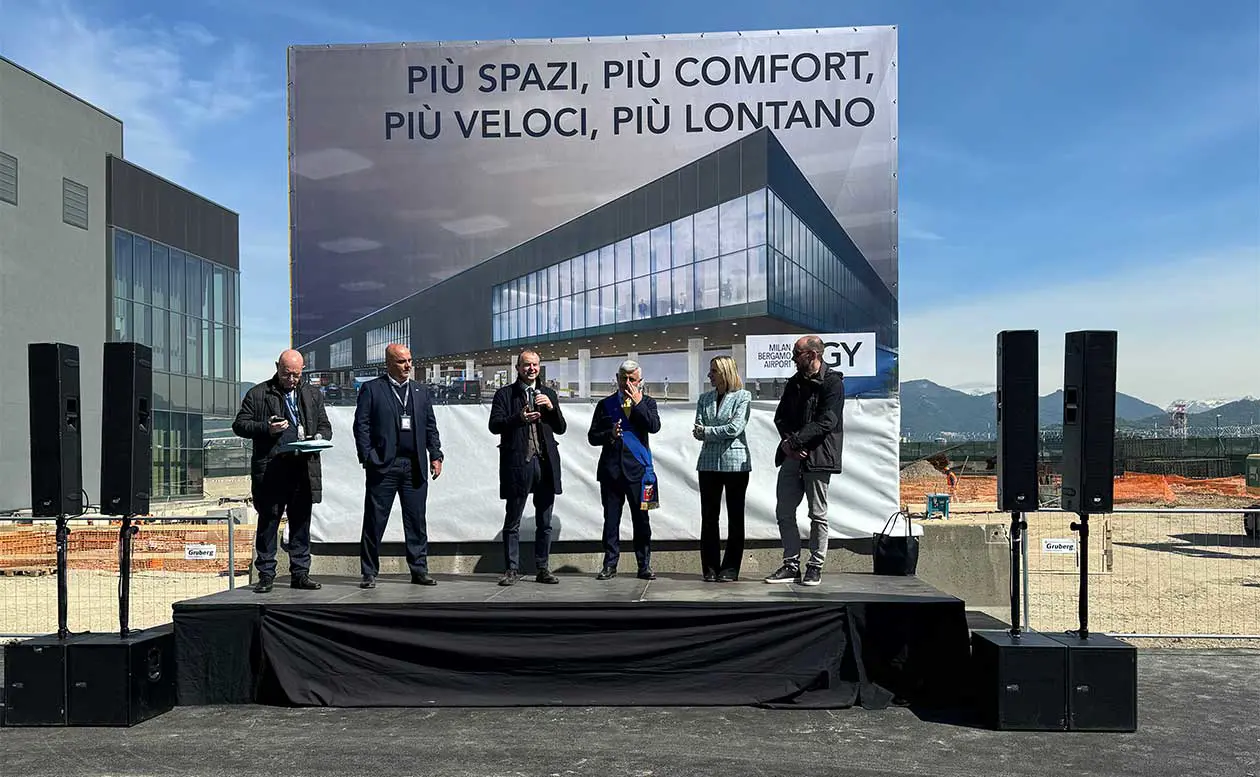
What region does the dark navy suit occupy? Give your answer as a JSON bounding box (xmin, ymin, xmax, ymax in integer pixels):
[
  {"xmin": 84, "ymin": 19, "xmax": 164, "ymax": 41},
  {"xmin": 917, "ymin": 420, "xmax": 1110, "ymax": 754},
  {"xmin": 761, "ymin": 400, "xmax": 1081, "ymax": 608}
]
[
  {"xmin": 353, "ymin": 375, "xmax": 443, "ymax": 577},
  {"xmin": 587, "ymin": 392, "xmax": 660, "ymax": 570}
]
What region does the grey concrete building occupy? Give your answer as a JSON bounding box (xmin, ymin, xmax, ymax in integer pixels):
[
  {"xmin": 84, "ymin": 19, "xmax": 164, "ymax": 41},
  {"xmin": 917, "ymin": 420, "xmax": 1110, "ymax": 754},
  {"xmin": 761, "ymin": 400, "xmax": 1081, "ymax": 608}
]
[{"xmin": 0, "ymin": 56, "xmax": 240, "ymax": 512}]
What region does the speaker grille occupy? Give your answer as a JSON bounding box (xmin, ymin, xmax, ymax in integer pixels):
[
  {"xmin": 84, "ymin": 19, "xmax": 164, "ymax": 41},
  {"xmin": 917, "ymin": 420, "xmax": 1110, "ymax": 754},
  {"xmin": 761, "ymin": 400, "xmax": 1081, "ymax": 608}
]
[
  {"xmin": 100, "ymin": 342, "xmax": 153, "ymax": 517},
  {"xmin": 997, "ymin": 331, "xmax": 1039, "ymax": 511}
]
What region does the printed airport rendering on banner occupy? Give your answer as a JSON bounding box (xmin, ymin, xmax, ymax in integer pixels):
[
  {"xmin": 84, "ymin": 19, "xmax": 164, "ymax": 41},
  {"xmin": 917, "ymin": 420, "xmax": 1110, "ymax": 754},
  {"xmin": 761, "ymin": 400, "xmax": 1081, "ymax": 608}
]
[{"xmin": 285, "ymin": 27, "xmax": 901, "ymax": 543}]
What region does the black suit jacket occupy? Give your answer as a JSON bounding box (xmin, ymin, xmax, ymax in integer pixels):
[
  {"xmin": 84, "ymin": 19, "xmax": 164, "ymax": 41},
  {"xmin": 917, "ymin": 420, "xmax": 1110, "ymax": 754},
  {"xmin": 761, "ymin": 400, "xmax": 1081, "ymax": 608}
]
[
  {"xmin": 231, "ymin": 376, "xmax": 333, "ymax": 502},
  {"xmin": 587, "ymin": 392, "xmax": 661, "ymax": 484},
  {"xmin": 353, "ymin": 376, "xmax": 443, "ymax": 469},
  {"xmin": 488, "ymin": 381, "xmax": 567, "ymax": 499}
]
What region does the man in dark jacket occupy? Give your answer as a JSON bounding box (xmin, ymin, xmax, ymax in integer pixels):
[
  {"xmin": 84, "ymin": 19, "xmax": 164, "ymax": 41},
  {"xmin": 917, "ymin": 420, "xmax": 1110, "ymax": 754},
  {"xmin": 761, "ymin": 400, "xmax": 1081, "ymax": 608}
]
[
  {"xmin": 764, "ymin": 335, "xmax": 845, "ymax": 587},
  {"xmin": 488, "ymin": 350, "xmax": 566, "ymax": 586},
  {"xmin": 232, "ymin": 349, "xmax": 332, "ymax": 594},
  {"xmin": 588, "ymin": 359, "xmax": 661, "ymax": 580},
  {"xmin": 353, "ymin": 343, "xmax": 444, "ymax": 589}
]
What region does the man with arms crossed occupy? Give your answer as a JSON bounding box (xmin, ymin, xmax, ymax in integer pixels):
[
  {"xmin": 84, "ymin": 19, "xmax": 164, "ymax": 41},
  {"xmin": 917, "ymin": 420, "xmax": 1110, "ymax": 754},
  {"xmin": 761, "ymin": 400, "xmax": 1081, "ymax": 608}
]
[{"xmin": 354, "ymin": 343, "xmax": 444, "ymax": 589}]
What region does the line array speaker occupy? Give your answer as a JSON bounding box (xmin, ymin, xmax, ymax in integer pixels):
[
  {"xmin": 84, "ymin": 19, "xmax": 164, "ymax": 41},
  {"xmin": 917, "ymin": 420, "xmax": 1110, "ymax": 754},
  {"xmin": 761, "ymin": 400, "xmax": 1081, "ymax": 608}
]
[
  {"xmin": 100, "ymin": 342, "xmax": 153, "ymax": 517},
  {"xmin": 996, "ymin": 330, "xmax": 1039, "ymax": 511},
  {"xmin": 27, "ymin": 343, "xmax": 83, "ymax": 517},
  {"xmin": 1061, "ymin": 331, "xmax": 1118, "ymax": 513}
]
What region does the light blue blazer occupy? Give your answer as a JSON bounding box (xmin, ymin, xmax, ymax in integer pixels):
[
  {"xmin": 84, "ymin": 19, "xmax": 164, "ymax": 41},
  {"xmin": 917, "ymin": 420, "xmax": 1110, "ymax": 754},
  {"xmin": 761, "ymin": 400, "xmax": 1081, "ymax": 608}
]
[{"xmin": 694, "ymin": 389, "xmax": 752, "ymax": 473}]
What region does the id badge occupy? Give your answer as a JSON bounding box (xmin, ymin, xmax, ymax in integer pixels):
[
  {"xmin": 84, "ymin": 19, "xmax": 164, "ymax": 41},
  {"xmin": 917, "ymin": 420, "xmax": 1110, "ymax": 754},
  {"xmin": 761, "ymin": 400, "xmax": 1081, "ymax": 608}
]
[
  {"xmin": 400, "ymin": 414, "xmax": 412, "ymax": 431},
  {"xmin": 297, "ymin": 423, "xmax": 306, "ymax": 439}
]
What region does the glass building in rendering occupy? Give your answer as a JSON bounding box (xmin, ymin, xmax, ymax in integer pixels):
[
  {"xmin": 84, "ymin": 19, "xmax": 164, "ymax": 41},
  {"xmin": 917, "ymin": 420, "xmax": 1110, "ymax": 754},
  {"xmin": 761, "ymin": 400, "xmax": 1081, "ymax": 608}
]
[
  {"xmin": 492, "ymin": 187, "xmax": 893, "ymax": 348},
  {"xmin": 298, "ymin": 128, "xmax": 896, "ymax": 387}
]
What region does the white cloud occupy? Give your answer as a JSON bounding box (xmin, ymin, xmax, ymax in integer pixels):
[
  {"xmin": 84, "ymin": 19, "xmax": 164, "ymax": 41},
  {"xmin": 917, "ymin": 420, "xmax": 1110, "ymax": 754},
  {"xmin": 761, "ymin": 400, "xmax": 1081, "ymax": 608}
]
[
  {"xmin": 439, "ymin": 215, "xmax": 510, "ymax": 237},
  {"xmin": 318, "ymin": 237, "xmax": 382, "ymax": 254},
  {"xmin": 339, "ymin": 280, "xmax": 387, "ymax": 292},
  {"xmin": 291, "ymin": 148, "xmax": 374, "ymax": 181},
  {"xmin": 899, "ymin": 249, "xmax": 1260, "ymax": 408},
  {"xmin": 0, "ymin": 0, "xmax": 275, "ymax": 181}
]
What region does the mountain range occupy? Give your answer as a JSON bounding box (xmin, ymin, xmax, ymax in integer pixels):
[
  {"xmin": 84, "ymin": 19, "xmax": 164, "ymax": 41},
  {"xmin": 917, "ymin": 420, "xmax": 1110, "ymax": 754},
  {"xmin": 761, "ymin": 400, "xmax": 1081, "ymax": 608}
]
[{"xmin": 900, "ymin": 380, "xmax": 1260, "ymax": 439}]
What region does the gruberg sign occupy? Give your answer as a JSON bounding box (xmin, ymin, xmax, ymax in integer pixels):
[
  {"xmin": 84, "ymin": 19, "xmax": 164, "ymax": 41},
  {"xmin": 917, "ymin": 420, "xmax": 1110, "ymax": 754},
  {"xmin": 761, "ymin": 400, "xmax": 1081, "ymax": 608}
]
[{"xmin": 287, "ymin": 27, "xmax": 898, "ymax": 345}]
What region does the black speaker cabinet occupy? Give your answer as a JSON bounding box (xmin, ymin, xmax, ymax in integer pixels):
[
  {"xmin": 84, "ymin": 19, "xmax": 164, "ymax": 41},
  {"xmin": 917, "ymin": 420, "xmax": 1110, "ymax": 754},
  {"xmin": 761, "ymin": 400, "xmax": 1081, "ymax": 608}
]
[
  {"xmin": 100, "ymin": 342, "xmax": 153, "ymax": 516},
  {"xmin": 1046, "ymin": 632, "xmax": 1137, "ymax": 732},
  {"xmin": 66, "ymin": 624, "xmax": 176, "ymax": 727},
  {"xmin": 1061, "ymin": 331, "xmax": 1118, "ymax": 513},
  {"xmin": 27, "ymin": 343, "xmax": 83, "ymax": 517},
  {"xmin": 2, "ymin": 634, "xmax": 92, "ymax": 726},
  {"xmin": 971, "ymin": 630, "xmax": 1068, "ymax": 731},
  {"xmin": 996, "ymin": 330, "xmax": 1039, "ymax": 511}
]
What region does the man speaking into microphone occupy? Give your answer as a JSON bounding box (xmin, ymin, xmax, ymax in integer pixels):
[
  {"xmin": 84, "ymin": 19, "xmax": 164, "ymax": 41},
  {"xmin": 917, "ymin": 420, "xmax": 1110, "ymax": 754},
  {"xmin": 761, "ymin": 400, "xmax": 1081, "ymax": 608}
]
[
  {"xmin": 488, "ymin": 350, "xmax": 567, "ymax": 586},
  {"xmin": 588, "ymin": 359, "xmax": 661, "ymax": 580}
]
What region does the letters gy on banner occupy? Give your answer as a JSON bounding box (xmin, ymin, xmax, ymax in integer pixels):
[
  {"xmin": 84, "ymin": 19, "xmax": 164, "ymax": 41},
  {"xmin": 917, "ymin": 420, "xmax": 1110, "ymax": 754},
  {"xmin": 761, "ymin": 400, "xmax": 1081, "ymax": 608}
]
[{"xmin": 745, "ymin": 333, "xmax": 876, "ymax": 379}]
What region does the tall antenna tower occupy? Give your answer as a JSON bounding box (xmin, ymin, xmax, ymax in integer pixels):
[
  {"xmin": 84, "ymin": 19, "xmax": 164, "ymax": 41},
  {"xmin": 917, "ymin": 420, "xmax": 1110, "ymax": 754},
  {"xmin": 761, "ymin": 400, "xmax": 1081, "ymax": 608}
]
[{"xmin": 1169, "ymin": 400, "xmax": 1188, "ymax": 438}]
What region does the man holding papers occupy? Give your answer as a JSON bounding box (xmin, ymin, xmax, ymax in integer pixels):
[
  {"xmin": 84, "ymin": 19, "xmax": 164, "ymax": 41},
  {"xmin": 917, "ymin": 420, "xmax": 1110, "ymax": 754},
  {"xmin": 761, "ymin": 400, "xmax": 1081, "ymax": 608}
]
[{"xmin": 232, "ymin": 349, "xmax": 333, "ymax": 594}]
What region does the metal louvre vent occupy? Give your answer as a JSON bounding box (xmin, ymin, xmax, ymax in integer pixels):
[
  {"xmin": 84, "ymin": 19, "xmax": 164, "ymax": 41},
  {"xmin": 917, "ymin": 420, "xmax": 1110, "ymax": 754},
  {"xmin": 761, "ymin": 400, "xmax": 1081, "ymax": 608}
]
[
  {"xmin": 63, "ymin": 177, "xmax": 89, "ymax": 229},
  {"xmin": 0, "ymin": 151, "xmax": 16, "ymax": 205}
]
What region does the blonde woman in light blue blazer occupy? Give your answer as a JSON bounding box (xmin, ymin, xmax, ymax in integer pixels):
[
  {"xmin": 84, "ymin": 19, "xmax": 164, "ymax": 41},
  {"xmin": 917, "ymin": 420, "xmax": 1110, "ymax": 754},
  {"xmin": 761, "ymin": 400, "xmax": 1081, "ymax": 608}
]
[{"xmin": 692, "ymin": 355, "xmax": 752, "ymax": 582}]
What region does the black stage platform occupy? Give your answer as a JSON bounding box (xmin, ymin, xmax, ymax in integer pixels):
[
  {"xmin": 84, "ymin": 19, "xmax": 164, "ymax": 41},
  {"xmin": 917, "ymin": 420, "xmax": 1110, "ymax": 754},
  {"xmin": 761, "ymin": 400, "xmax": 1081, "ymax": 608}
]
[{"xmin": 173, "ymin": 573, "xmax": 970, "ymax": 711}]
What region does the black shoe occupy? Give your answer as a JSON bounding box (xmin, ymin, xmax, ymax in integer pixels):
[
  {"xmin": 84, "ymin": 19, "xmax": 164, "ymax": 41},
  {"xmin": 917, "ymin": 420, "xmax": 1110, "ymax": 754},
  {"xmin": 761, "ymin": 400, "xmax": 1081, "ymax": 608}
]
[
  {"xmin": 764, "ymin": 564, "xmax": 800, "ymax": 584},
  {"xmin": 253, "ymin": 576, "xmax": 274, "ymax": 594},
  {"xmin": 359, "ymin": 575, "xmax": 376, "ymax": 589},
  {"xmin": 716, "ymin": 570, "xmax": 739, "ymax": 583},
  {"xmin": 411, "ymin": 572, "xmax": 437, "ymax": 586},
  {"xmin": 703, "ymin": 571, "xmax": 717, "ymax": 583},
  {"xmin": 595, "ymin": 566, "xmax": 617, "ymax": 581},
  {"xmin": 637, "ymin": 568, "xmax": 657, "ymax": 581},
  {"xmin": 498, "ymin": 569, "xmax": 521, "ymax": 586},
  {"xmin": 535, "ymin": 568, "xmax": 559, "ymax": 584},
  {"xmin": 290, "ymin": 575, "xmax": 322, "ymax": 590},
  {"xmin": 799, "ymin": 565, "xmax": 822, "ymax": 587}
]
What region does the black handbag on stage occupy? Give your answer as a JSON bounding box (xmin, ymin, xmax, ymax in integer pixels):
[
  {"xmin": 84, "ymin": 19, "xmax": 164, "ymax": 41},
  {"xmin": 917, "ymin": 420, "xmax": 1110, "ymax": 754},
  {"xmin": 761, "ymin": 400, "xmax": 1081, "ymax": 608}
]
[{"xmin": 873, "ymin": 510, "xmax": 919, "ymax": 576}]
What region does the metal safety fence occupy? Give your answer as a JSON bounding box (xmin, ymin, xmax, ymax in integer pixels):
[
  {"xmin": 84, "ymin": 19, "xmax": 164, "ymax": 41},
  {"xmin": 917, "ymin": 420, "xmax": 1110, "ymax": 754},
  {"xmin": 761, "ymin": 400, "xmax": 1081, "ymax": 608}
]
[
  {"xmin": 1018, "ymin": 508, "xmax": 1259, "ymax": 639},
  {"xmin": 0, "ymin": 515, "xmax": 253, "ymax": 637}
]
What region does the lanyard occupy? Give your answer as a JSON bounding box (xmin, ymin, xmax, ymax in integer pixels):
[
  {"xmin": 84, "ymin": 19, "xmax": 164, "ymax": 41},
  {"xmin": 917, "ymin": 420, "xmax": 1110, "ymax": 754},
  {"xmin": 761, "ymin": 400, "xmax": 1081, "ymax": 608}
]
[{"xmin": 390, "ymin": 380, "xmax": 409, "ymax": 409}]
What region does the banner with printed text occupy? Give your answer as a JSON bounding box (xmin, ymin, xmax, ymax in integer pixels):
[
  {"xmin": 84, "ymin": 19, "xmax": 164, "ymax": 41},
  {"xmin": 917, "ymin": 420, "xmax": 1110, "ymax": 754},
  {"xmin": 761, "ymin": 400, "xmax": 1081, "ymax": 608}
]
[{"xmin": 288, "ymin": 28, "xmax": 901, "ymax": 543}]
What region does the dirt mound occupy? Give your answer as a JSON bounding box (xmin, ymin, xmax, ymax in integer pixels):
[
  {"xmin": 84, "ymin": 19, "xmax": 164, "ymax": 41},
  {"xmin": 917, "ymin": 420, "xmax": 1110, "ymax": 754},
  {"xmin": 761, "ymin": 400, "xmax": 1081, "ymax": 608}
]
[{"xmin": 900, "ymin": 460, "xmax": 944, "ymax": 482}]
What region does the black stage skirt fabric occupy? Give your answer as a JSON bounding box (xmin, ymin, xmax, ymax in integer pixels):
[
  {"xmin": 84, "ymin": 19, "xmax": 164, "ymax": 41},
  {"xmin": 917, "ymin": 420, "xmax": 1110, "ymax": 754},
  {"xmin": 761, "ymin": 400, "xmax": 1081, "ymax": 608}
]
[{"xmin": 241, "ymin": 601, "xmax": 965, "ymax": 709}]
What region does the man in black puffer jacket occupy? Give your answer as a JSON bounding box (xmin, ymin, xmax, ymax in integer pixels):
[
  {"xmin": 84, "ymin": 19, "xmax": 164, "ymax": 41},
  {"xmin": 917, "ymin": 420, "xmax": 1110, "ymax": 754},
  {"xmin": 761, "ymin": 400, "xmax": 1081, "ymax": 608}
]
[
  {"xmin": 764, "ymin": 335, "xmax": 845, "ymax": 588},
  {"xmin": 232, "ymin": 349, "xmax": 332, "ymax": 593}
]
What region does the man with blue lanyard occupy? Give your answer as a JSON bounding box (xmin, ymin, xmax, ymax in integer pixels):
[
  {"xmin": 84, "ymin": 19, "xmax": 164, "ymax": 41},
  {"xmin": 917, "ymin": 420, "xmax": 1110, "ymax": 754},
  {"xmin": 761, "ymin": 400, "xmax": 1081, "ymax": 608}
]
[
  {"xmin": 587, "ymin": 359, "xmax": 661, "ymax": 580},
  {"xmin": 232, "ymin": 349, "xmax": 332, "ymax": 594}
]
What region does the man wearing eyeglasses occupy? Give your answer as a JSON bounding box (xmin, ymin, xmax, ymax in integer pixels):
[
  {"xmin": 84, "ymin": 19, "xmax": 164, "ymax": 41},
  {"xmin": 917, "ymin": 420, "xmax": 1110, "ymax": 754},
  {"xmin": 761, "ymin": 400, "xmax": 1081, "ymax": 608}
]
[
  {"xmin": 232, "ymin": 349, "xmax": 332, "ymax": 594},
  {"xmin": 764, "ymin": 335, "xmax": 845, "ymax": 587}
]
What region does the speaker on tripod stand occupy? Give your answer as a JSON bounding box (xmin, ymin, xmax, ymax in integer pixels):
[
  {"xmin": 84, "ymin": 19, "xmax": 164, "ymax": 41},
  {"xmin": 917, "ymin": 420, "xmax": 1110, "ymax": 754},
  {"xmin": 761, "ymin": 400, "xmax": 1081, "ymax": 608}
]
[
  {"xmin": 64, "ymin": 342, "xmax": 175, "ymax": 727},
  {"xmin": 2, "ymin": 344, "xmax": 85, "ymax": 727},
  {"xmin": 1051, "ymin": 330, "xmax": 1136, "ymax": 733},
  {"xmin": 972, "ymin": 330, "xmax": 1071, "ymax": 731}
]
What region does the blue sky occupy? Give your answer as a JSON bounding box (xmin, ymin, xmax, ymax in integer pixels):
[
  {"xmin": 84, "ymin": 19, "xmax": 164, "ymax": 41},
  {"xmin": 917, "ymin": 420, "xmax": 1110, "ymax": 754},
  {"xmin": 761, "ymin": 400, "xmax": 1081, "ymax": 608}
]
[{"xmin": 1, "ymin": 0, "xmax": 1256, "ymax": 407}]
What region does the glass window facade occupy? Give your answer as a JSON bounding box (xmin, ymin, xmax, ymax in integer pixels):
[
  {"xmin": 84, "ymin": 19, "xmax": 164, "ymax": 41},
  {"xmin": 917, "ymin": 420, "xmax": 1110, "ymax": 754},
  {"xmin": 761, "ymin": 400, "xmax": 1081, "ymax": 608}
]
[
  {"xmin": 329, "ymin": 338, "xmax": 352, "ymax": 368},
  {"xmin": 765, "ymin": 191, "xmax": 894, "ymax": 345},
  {"xmin": 109, "ymin": 227, "xmax": 240, "ymax": 500},
  {"xmin": 366, "ymin": 318, "xmax": 411, "ymax": 364},
  {"xmin": 492, "ymin": 190, "xmax": 771, "ymax": 344},
  {"xmin": 489, "ymin": 186, "xmax": 893, "ymax": 347}
]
